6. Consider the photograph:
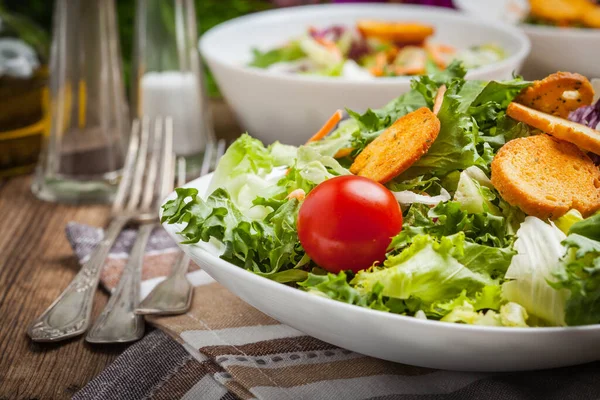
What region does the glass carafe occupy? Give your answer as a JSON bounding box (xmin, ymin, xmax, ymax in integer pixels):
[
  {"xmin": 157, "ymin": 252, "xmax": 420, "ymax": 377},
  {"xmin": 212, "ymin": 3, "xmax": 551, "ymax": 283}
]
[{"xmin": 32, "ymin": 0, "xmax": 129, "ymax": 204}]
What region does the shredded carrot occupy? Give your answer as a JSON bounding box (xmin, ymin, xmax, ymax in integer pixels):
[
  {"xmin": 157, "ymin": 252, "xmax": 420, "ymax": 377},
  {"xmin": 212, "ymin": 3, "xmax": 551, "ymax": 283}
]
[
  {"xmin": 386, "ymin": 46, "xmax": 400, "ymax": 59},
  {"xmin": 286, "ymin": 189, "xmax": 306, "ymax": 201},
  {"xmin": 306, "ymin": 109, "xmax": 344, "ymax": 144},
  {"xmin": 375, "ymin": 51, "xmax": 388, "ymax": 69},
  {"xmin": 369, "ymin": 67, "xmax": 384, "ymax": 77},
  {"xmin": 334, "ymin": 147, "xmax": 354, "ymax": 159},
  {"xmin": 314, "ymin": 37, "xmax": 343, "ymax": 59},
  {"xmin": 426, "ymin": 43, "xmax": 455, "ymax": 69},
  {"xmin": 433, "ymin": 85, "xmax": 446, "ymax": 116}
]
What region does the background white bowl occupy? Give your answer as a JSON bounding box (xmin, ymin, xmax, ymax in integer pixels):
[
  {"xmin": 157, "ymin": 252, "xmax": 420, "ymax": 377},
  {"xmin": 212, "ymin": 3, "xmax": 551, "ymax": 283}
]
[
  {"xmin": 454, "ymin": 0, "xmax": 600, "ymax": 80},
  {"xmin": 200, "ymin": 4, "xmax": 530, "ymax": 146},
  {"xmin": 163, "ymin": 174, "xmax": 600, "ymax": 372}
]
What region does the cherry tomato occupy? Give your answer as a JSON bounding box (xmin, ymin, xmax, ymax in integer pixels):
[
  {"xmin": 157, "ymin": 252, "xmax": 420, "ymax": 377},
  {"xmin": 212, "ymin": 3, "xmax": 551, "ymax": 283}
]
[{"xmin": 297, "ymin": 175, "xmax": 403, "ymax": 274}]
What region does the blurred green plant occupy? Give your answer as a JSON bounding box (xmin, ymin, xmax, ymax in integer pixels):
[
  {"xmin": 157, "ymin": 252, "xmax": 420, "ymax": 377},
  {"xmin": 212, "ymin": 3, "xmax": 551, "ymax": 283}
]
[{"xmin": 2, "ymin": 0, "xmax": 273, "ymax": 97}]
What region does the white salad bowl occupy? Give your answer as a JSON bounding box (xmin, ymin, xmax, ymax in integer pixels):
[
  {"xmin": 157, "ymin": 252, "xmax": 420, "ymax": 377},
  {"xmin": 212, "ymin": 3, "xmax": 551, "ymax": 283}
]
[
  {"xmin": 454, "ymin": 0, "xmax": 600, "ymax": 80},
  {"xmin": 162, "ymin": 173, "xmax": 600, "ymax": 372},
  {"xmin": 199, "ymin": 4, "xmax": 530, "ymax": 146}
]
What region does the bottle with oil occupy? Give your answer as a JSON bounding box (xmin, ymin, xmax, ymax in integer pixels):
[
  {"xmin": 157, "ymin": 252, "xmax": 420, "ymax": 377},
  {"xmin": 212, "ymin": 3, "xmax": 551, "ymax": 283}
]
[{"xmin": 0, "ymin": 5, "xmax": 49, "ymax": 178}]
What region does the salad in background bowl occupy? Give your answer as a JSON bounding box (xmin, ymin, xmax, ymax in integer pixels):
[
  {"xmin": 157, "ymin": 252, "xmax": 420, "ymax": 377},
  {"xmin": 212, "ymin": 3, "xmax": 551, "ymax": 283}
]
[
  {"xmin": 454, "ymin": 0, "xmax": 600, "ymax": 80},
  {"xmin": 200, "ymin": 3, "xmax": 530, "ymax": 146},
  {"xmin": 249, "ymin": 21, "xmax": 506, "ymax": 79}
]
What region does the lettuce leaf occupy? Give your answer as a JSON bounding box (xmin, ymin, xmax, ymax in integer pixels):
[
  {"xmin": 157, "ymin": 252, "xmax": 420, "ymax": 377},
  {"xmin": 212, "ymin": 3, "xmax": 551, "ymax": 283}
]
[
  {"xmin": 428, "ymin": 285, "xmax": 503, "ymax": 319},
  {"xmin": 206, "ymin": 134, "xmax": 291, "ymax": 218},
  {"xmin": 299, "ymin": 271, "xmax": 390, "ymax": 311},
  {"xmin": 348, "ymin": 90, "xmax": 428, "ymax": 151},
  {"xmin": 346, "ymin": 63, "xmax": 466, "ymax": 153},
  {"xmin": 502, "ymin": 217, "xmax": 569, "ymax": 326},
  {"xmin": 568, "ymin": 213, "xmax": 600, "ymax": 241},
  {"xmin": 453, "ymin": 167, "xmax": 500, "ymax": 215},
  {"xmin": 391, "ymin": 201, "xmax": 513, "ymax": 249},
  {"xmin": 249, "ymin": 41, "xmax": 306, "ymax": 68},
  {"xmin": 551, "ymin": 234, "xmax": 600, "ymax": 326},
  {"xmin": 400, "ymin": 81, "xmax": 485, "ymax": 178},
  {"xmin": 161, "ymin": 188, "xmax": 306, "ymax": 278},
  {"xmin": 306, "ymin": 118, "xmax": 357, "ymax": 158},
  {"xmin": 440, "ymin": 301, "xmax": 528, "ymax": 327},
  {"xmin": 279, "ymin": 146, "xmax": 350, "ymax": 194},
  {"xmin": 351, "ymin": 234, "xmax": 496, "ymax": 306}
]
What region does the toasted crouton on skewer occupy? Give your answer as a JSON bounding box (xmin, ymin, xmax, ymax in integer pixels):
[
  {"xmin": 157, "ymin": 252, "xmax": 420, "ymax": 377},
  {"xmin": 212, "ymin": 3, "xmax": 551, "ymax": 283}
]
[{"xmin": 350, "ymin": 107, "xmax": 440, "ymax": 184}]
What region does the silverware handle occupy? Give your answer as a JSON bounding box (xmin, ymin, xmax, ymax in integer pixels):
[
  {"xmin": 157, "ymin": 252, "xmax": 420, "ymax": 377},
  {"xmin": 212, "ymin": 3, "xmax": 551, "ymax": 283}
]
[
  {"xmin": 27, "ymin": 216, "xmax": 129, "ymax": 342},
  {"xmin": 173, "ymin": 251, "xmax": 191, "ymax": 277},
  {"xmin": 86, "ymin": 223, "xmax": 153, "ymax": 343}
]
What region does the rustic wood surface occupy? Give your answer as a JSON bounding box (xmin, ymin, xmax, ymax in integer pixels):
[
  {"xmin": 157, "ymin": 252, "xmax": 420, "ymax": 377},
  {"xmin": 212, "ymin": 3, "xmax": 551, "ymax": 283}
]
[{"xmin": 0, "ymin": 101, "xmax": 241, "ymax": 400}]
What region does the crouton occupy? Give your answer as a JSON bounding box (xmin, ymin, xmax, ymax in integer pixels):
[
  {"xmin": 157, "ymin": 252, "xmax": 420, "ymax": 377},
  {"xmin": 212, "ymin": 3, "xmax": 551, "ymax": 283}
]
[
  {"xmin": 356, "ymin": 20, "xmax": 434, "ymax": 44},
  {"xmin": 350, "ymin": 107, "xmax": 440, "ymax": 184},
  {"xmin": 582, "ymin": 6, "xmax": 600, "ymax": 28},
  {"xmin": 507, "ymin": 102, "xmax": 600, "ymax": 155},
  {"xmin": 491, "ymin": 134, "xmax": 600, "ymax": 219},
  {"xmin": 529, "ymin": 0, "xmax": 587, "ymax": 24},
  {"xmin": 516, "ymin": 72, "xmax": 594, "ymax": 118}
]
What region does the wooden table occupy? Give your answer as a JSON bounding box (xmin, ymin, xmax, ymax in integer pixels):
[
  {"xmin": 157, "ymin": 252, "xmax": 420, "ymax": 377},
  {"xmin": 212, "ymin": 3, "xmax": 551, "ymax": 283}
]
[{"xmin": 0, "ymin": 101, "xmax": 241, "ymax": 400}]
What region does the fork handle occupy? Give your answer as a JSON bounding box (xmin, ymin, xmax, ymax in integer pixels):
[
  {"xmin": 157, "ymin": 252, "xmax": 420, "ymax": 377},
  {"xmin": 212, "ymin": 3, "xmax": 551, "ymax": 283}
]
[
  {"xmin": 85, "ymin": 223, "xmax": 153, "ymax": 343},
  {"xmin": 27, "ymin": 216, "xmax": 130, "ymax": 342}
]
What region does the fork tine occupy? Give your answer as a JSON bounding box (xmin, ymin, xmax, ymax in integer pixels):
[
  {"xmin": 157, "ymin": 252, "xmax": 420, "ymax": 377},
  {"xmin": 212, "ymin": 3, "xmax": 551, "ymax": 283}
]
[
  {"xmin": 160, "ymin": 117, "xmax": 175, "ymax": 199},
  {"xmin": 177, "ymin": 157, "xmax": 186, "ymax": 187},
  {"xmin": 214, "ymin": 139, "xmax": 227, "ymax": 170},
  {"xmin": 140, "ymin": 117, "xmax": 163, "ymax": 211},
  {"xmin": 200, "ymin": 141, "xmax": 215, "ymax": 177},
  {"xmin": 113, "ymin": 120, "xmax": 141, "ymax": 212},
  {"xmin": 127, "ymin": 117, "xmax": 151, "ymax": 211}
]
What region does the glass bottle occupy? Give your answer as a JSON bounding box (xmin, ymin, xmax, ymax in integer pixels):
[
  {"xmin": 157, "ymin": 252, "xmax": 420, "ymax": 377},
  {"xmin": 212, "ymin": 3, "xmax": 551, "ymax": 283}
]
[
  {"xmin": 0, "ymin": 5, "xmax": 49, "ymax": 178},
  {"xmin": 32, "ymin": 0, "xmax": 129, "ymax": 204},
  {"xmin": 132, "ymin": 0, "xmax": 213, "ymax": 173}
]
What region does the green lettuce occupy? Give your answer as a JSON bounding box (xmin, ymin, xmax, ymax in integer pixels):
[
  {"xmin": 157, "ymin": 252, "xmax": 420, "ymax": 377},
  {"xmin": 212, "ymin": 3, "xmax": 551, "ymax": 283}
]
[
  {"xmin": 306, "ymin": 118, "xmax": 357, "ymax": 158},
  {"xmin": 551, "ymin": 234, "xmax": 600, "ymax": 326},
  {"xmin": 400, "ymin": 81, "xmax": 485, "ymax": 179},
  {"xmin": 440, "ymin": 301, "xmax": 528, "ymax": 327},
  {"xmin": 568, "ymin": 213, "xmax": 600, "ymax": 242},
  {"xmin": 351, "ymin": 234, "xmax": 496, "ymax": 306},
  {"xmin": 206, "ymin": 134, "xmax": 293, "ymax": 219},
  {"xmin": 161, "ymin": 188, "xmax": 306, "ymax": 280},
  {"xmin": 299, "ymin": 271, "xmax": 389, "ymax": 311},
  {"xmin": 249, "ymin": 41, "xmax": 306, "ymax": 68},
  {"xmin": 453, "ymin": 167, "xmax": 500, "ymax": 215},
  {"xmin": 391, "ymin": 201, "xmax": 513, "ymax": 249},
  {"xmin": 279, "ymin": 146, "xmax": 350, "ymax": 194},
  {"xmin": 502, "ymin": 217, "xmax": 569, "ymax": 326}
]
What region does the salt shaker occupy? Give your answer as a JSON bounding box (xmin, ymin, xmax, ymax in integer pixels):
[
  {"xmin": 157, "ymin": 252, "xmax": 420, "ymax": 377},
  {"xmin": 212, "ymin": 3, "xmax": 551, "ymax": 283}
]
[
  {"xmin": 132, "ymin": 0, "xmax": 213, "ymax": 170},
  {"xmin": 32, "ymin": 0, "xmax": 129, "ymax": 204}
]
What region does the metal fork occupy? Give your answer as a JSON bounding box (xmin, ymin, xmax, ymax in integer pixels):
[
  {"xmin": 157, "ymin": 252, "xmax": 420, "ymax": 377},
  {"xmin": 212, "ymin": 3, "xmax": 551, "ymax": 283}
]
[
  {"xmin": 27, "ymin": 117, "xmax": 173, "ymax": 343},
  {"xmin": 135, "ymin": 139, "xmax": 226, "ymax": 316},
  {"xmin": 85, "ymin": 118, "xmax": 174, "ymax": 343}
]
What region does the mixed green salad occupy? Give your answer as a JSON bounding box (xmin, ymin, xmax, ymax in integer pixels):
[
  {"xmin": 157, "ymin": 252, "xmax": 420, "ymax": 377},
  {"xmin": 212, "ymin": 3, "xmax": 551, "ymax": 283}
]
[
  {"xmin": 163, "ymin": 63, "xmax": 600, "ymax": 328},
  {"xmin": 249, "ymin": 23, "xmax": 505, "ymax": 78}
]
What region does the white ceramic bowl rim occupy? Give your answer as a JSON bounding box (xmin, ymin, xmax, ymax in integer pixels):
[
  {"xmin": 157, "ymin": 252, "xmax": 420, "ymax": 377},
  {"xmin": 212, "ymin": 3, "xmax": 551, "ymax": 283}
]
[
  {"xmin": 522, "ymin": 23, "xmax": 600, "ymax": 36},
  {"xmin": 164, "ymin": 173, "xmax": 600, "ymax": 335},
  {"xmin": 199, "ymin": 3, "xmax": 531, "ymax": 86}
]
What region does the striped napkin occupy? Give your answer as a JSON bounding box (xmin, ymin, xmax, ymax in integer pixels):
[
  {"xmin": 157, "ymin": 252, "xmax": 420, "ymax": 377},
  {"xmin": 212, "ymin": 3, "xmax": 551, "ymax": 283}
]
[{"xmin": 67, "ymin": 223, "xmax": 600, "ymax": 400}]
